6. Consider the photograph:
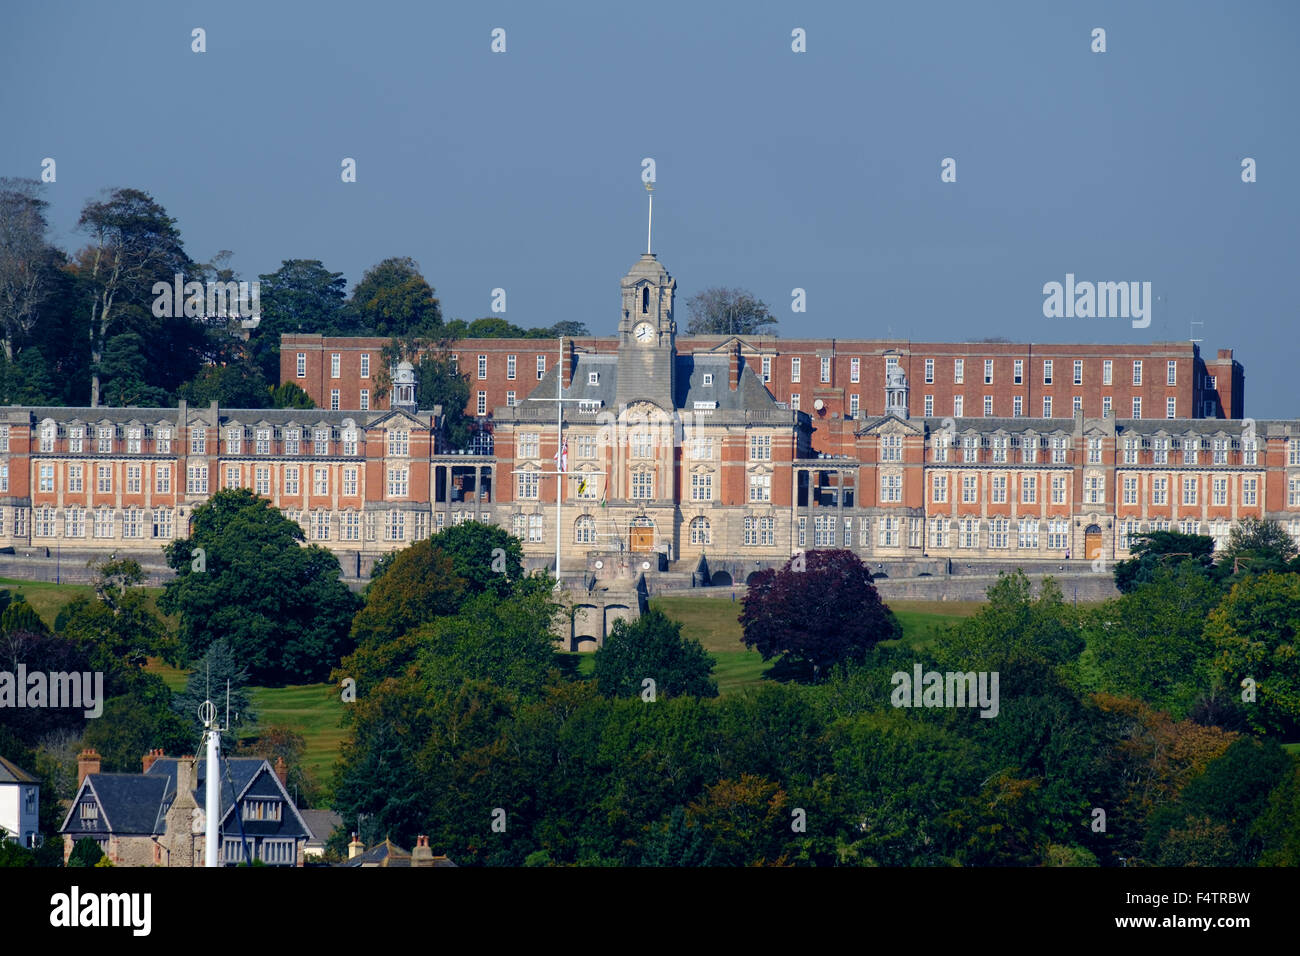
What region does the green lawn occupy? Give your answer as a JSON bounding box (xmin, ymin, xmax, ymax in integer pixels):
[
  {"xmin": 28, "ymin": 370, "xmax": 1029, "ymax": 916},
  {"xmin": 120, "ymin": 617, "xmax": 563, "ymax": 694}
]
[
  {"xmin": 246, "ymin": 683, "xmax": 347, "ymax": 795},
  {"xmin": 0, "ymin": 576, "xmax": 170, "ymax": 630}
]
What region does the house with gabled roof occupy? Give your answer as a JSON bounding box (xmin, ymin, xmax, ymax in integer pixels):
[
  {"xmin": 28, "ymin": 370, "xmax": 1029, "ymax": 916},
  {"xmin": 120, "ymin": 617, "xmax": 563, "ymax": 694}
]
[
  {"xmin": 60, "ymin": 748, "xmax": 311, "ymax": 866},
  {"xmin": 0, "ymin": 754, "xmax": 40, "ymax": 848}
]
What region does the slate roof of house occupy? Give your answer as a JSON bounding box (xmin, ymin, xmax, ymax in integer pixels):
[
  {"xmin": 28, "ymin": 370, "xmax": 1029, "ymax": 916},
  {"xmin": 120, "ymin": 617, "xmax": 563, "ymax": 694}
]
[
  {"xmin": 300, "ymin": 809, "xmax": 342, "ymax": 845},
  {"xmin": 340, "ymin": 838, "xmax": 411, "ymax": 867},
  {"xmin": 0, "ymin": 755, "xmax": 37, "ymax": 785},
  {"xmin": 146, "ymin": 757, "xmax": 263, "ymax": 823}
]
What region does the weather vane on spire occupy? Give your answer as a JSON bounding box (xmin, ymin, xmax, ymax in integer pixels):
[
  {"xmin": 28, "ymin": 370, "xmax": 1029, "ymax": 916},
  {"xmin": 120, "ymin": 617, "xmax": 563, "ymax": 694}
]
[{"xmin": 645, "ymin": 180, "xmax": 654, "ymax": 256}]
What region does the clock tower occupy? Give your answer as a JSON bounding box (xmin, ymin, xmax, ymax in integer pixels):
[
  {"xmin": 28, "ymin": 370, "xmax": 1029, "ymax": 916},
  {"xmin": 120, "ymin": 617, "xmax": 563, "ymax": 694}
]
[{"xmin": 616, "ymin": 252, "xmax": 677, "ymax": 410}]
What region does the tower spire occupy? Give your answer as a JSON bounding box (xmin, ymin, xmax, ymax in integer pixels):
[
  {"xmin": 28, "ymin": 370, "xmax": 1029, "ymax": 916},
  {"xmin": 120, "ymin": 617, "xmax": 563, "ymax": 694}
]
[{"xmin": 645, "ymin": 182, "xmax": 654, "ymax": 255}]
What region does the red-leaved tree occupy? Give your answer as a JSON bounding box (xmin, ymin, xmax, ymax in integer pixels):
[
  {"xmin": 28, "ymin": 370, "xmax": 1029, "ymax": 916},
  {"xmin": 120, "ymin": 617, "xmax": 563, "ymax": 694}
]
[{"xmin": 739, "ymin": 549, "xmax": 900, "ymax": 681}]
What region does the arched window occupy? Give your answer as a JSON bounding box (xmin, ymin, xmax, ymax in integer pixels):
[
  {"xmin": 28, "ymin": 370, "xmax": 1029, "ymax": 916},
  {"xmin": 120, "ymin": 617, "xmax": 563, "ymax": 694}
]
[
  {"xmin": 689, "ymin": 516, "xmax": 710, "ymax": 545},
  {"xmin": 641, "ymin": 286, "xmax": 649, "ymax": 314},
  {"xmin": 575, "ymin": 514, "xmax": 596, "ymax": 544}
]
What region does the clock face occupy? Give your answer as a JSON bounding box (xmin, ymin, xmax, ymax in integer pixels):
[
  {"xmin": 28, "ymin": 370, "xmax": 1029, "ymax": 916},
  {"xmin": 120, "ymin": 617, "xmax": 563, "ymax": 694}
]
[{"xmin": 633, "ymin": 322, "xmax": 655, "ymax": 344}]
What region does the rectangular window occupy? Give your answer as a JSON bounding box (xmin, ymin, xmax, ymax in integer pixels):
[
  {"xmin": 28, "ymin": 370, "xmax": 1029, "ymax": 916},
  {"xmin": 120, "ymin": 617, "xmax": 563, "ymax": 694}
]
[
  {"xmin": 387, "ymin": 467, "xmax": 409, "ymax": 498},
  {"xmin": 126, "ymin": 427, "xmax": 142, "ymax": 454},
  {"xmin": 296, "ymin": 353, "xmax": 306, "ymax": 378},
  {"xmin": 97, "ymin": 464, "xmax": 112, "ymax": 494},
  {"xmin": 359, "ymin": 389, "xmax": 370, "ymax": 411},
  {"xmin": 749, "ymin": 435, "xmax": 771, "ymax": 460},
  {"xmin": 225, "ymin": 465, "xmax": 240, "ymax": 489},
  {"xmin": 880, "ymin": 474, "xmax": 902, "ymax": 502},
  {"xmin": 313, "ymin": 467, "xmax": 329, "ymax": 496},
  {"xmin": 342, "ymin": 467, "xmax": 358, "ymax": 496},
  {"xmin": 312, "ymin": 510, "xmax": 332, "ymax": 541},
  {"xmin": 991, "ymin": 475, "xmax": 1007, "ymax": 503},
  {"xmin": 954, "ymin": 359, "xmax": 964, "ymax": 384},
  {"xmin": 93, "ymin": 508, "xmax": 114, "ymax": 539},
  {"xmin": 748, "ymin": 472, "xmax": 771, "ymax": 503},
  {"xmin": 284, "ymin": 467, "xmax": 300, "ymax": 496},
  {"xmin": 958, "ymin": 518, "xmax": 978, "ymax": 550},
  {"xmin": 1243, "ymin": 477, "xmax": 1258, "ymax": 507},
  {"xmin": 1018, "ymin": 520, "xmax": 1040, "ymax": 550},
  {"xmin": 1167, "ymin": 397, "xmax": 1177, "ymax": 419},
  {"xmin": 186, "ymin": 465, "xmax": 208, "ymax": 494},
  {"xmin": 690, "ymin": 472, "xmax": 713, "ymax": 502},
  {"xmin": 507, "ymin": 355, "xmax": 516, "ymax": 380},
  {"xmin": 1102, "ymin": 396, "xmax": 1112, "ymax": 417},
  {"xmin": 67, "ymin": 464, "xmax": 83, "ymax": 493},
  {"xmin": 954, "ymin": 395, "xmax": 964, "ymax": 418},
  {"xmin": 924, "ymin": 358, "xmax": 934, "ymax": 384},
  {"xmin": 506, "ymin": 390, "xmax": 517, "ymax": 407},
  {"xmin": 1043, "ymin": 396, "xmax": 1052, "ymax": 418},
  {"xmin": 1088, "ymin": 437, "xmax": 1102, "ymax": 463},
  {"xmin": 126, "ymin": 464, "xmax": 141, "ymax": 494},
  {"xmin": 1013, "ymin": 395, "xmax": 1023, "ymax": 417},
  {"xmin": 520, "ymin": 433, "xmax": 539, "ymax": 459},
  {"xmin": 881, "ymin": 435, "xmax": 902, "ymax": 462},
  {"xmin": 331, "ymin": 353, "xmax": 341, "ymax": 378},
  {"xmin": 761, "ymin": 355, "xmax": 771, "ymax": 382},
  {"xmin": 1122, "ymin": 476, "xmax": 1138, "ymax": 504},
  {"xmin": 984, "ymin": 358, "xmax": 994, "ymax": 384},
  {"xmin": 537, "ymin": 355, "xmax": 546, "ymax": 379},
  {"xmin": 1133, "ymin": 360, "xmax": 1143, "ymax": 385},
  {"xmin": 1013, "ymin": 359, "xmax": 1023, "ymax": 385},
  {"xmin": 790, "ymin": 357, "xmax": 801, "ymax": 382},
  {"xmin": 284, "ymin": 430, "xmax": 300, "ymax": 455},
  {"xmin": 849, "ymin": 393, "xmax": 859, "ymax": 416},
  {"xmin": 342, "ymin": 511, "xmax": 361, "ymax": 540},
  {"xmin": 254, "ymin": 466, "xmax": 270, "ymax": 495},
  {"xmin": 932, "ymin": 473, "xmax": 948, "ymax": 503},
  {"xmin": 1051, "ymin": 475, "xmax": 1067, "ymax": 504},
  {"xmin": 360, "ymin": 353, "xmax": 370, "ymax": 378},
  {"xmin": 631, "ymin": 471, "xmax": 654, "ymax": 499},
  {"xmin": 478, "ymin": 355, "xmax": 487, "ymax": 380},
  {"xmin": 850, "ymin": 357, "xmax": 860, "ymax": 383},
  {"xmin": 314, "ymin": 429, "xmax": 329, "ymax": 455},
  {"xmin": 1043, "ymin": 359, "xmax": 1053, "ymax": 385},
  {"xmin": 962, "ymin": 474, "xmax": 978, "ymax": 504},
  {"xmin": 330, "ymin": 389, "xmax": 340, "ymax": 411},
  {"xmin": 820, "ymin": 356, "xmax": 831, "ymax": 383},
  {"xmin": 1212, "ymin": 477, "xmax": 1227, "ymax": 506},
  {"xmin": 1021, "ymin": 475, "xmax": 1037, "ymax": 503},
  {"xmin": 879, "ymin": 516, "xmax": 901, "ymax": 548},
  {"xmin": 1073, "ymin": 360, "xmax": 1083, "ymax": 385},
  {"xmin": 1085, "ymin": 476, "xmax": 1104, "ymax": 504},
  {"xmin": 38, "ymin": 464, "xmax": 54, "ymax": 493},
  {"xmin": 385, "ymin": 510, "xmax": 405, "ymax": 541},
  {"xmin": 68, "ymin": 427, "xmax": 82, "ymax": 453},
  {"xmin": 477, "ymin": 391, "xmax": 487, "ymax": 415},
  {"xmin": 1132, "ymin": 397, "xmax": 1142, "ymax": 419},
  {"xmin": 517, "ymin": 470, "xmax": 539, "ymax": 500},
  {"xmin": 256, "ymin": 428, "xmax": 271, "ymax": 455},
  {"xmin": 1073, "ymin": 395, "xmax": 1083, "ymax": 414},
  {"xmin": 631, "ymin": 432, "xmax": 654, "ymax": 458},
  {"xmin": 1152, "ymin": 477, "xmax": 1168, "ymax": 506},
  {"xmin": 1183, "ymin": 477, "xmax": 1198, "ymax": 506},
  {"xmin": 1047, "ymin": 520, "xmax": 1069, "ymax": 550},
  {"xmin": 1167, "ymin": 360, "xmax": 1177, "ymax": 385},
  {"xmin": 97, "ymin": 427, "xmax": 113, "ymax": 453},
  {"xmin": 1051, "ymin": 437, "xmax": 1067, "ymax": 464},
  {"xmin": 983, "ymin": 395, "xmax": 993, "ymax": 417},
  {"xmin": 1103, "ymin": 360, "xmax": 1112, "ymax": 385}
]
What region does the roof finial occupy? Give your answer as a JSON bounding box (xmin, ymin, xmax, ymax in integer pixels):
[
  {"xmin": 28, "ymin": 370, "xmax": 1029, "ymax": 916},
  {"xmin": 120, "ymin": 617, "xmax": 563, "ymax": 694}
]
[{"xmin": 645, "ymin": 181, "xmax": 654, "ymax": 256}]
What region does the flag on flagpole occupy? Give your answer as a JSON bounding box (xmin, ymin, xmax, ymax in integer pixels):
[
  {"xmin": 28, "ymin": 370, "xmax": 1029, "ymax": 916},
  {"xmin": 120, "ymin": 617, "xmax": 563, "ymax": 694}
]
[
  {"xmin": 577, "ymin": 476, "xmax": 588, "ymax": 497},
  {"xmin": 553, "ymin": 437, "xmax": 568, "ymax": 473}
]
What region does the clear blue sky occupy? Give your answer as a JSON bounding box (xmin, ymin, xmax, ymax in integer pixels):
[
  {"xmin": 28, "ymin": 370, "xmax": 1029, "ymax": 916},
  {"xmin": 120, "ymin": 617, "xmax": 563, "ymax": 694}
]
[{"xmin": 3, "ymin": 1, "xmax": 1297, "ymax": 414}]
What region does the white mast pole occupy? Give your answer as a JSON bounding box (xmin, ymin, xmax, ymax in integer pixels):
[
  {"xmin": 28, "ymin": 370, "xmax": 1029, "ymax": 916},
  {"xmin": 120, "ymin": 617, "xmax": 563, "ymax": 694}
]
[
  {"xmin": 646, "ymin": 184, "xmax": 653, "ymax": 255},
  {"xmin": 555, "ymin": 336, "xmax": 563, "ymax": 586},
  {"xmin": 200, "ymin": 699, "xmax": 220, "ymax": 867}
]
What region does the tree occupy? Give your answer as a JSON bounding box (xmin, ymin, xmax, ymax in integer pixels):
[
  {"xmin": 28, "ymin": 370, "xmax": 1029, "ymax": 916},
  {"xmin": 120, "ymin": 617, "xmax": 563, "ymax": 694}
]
[
  {"xmin": 249, "ymin": 259, "xmax": 349, "ymax": 381},
  {"xmin": 59, "ymin": 558, "xmax": 177, "ymax": 683},
  {"xmin": 96, "ymin": 332, "xmax": 171, "ymax": 406},
  {"xmin": 1217, "ymin": 517, "xmax": 1300, "ymax": 578},
  {"xmin": 1113, "ymin": 530, "xmax": 1215, "ymax": 594},
  {"xmin": 67, "ymin": 836, "xmax": 105, "ymax": 867},
  {"xmin": 75, "ymin": 188, "xmax": 190, "ymax": 406},
  {"xmin": 685, "ymin": 774, "xmax": 790, "ymax": 866},
  {"xmin": 348, "ymin": 257, "xmax": 441, "ymax": 337},
  {"xmin": 348, "ymin": 538, "xmax": 465, "ymax": 655},
  {"xmin": 544, "ymin": 321, "xmax": 590, "ymax": 338},
  {"xmin": 685, "ymin": 287, "xmax": 778, "ymax": 336},
  {"xmin": 594, "ymin": 608, "xmax": 717, "ymax": 699},
  {"xmin": 268, "ymin": 381, "xmax": 315, "ymax": 409},
  {"xmin": 172, "ymin": 639, "xmax": 256, "ymax": 737},
  {"xmin": 178, "ymin": 359, "xmax": 271, "ymax": 408},
  {"xmin": 159, "ymin": 489, "xmax": 360, "ymax": 684},
  {"xmin": 1086, "ymin": 563, "xmax": 1222, "ymax": 718},
  {"xmin": 426, "ymin": 522, "xmax": 525, "ymax": 600},
  {"xmin": 0, "ymin": 178, "xmax": 55, "ymax": 363},
  {"xmin": 418, "ymin": 353, "xmax": 473, "ymax": 447},
  {"xmin": 739, "ymin": 549, "xmax": 900, "ymax": 681},
  {"xmin": 1204, "ymin": 572, "xmax": 1300, "ymax": 735}
]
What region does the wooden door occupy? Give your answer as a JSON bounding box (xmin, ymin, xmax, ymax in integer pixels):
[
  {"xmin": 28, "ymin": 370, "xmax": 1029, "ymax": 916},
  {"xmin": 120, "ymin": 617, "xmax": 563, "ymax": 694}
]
[
  {"xmin": 1084, "ymin": 526, "xmax": 1103, "ymax": 560},
  {"xmin": 630, "ymin": 527, "xmax": 655, "ymax": 552}
]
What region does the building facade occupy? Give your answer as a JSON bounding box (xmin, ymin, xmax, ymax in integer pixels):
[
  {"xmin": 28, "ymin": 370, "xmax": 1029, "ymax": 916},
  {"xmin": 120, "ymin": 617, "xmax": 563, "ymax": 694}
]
[{"xmin": 0, "ymin": 248, "xmax": 1292, "ymax": 584}]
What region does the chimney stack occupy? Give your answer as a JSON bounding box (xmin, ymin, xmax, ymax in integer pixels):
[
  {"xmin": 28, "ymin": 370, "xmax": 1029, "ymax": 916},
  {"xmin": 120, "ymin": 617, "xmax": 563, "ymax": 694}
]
[
  {"xmin": 274, "ymin": 756, "xmax": 288, "ymax": 788},
  {"xmin": 412, "ymin": 834, "xmax": 434, "ymax": 867},
  {"xmin": 142, "ymin": 748, "xmax": 164, "ymax": 774},
  {"xmin": 729, "ymin": 342, "xmax": 741, "ymax": 391},
  {"xmin": 561, "ymin": 340, "xmax": 574, "ymax": 390},
  {"xmin": 348, "ymin": 832, "xmax": 365, "ymax": 860},
  {"xmin": 77, "ymin": 749, "xmax": 101, "ymax": 787}
]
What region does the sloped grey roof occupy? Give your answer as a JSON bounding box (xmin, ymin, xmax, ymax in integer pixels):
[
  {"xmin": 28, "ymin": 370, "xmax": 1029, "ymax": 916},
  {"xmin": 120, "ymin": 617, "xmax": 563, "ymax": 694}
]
[
  {"xmin": 0, "ymin": 755, "xmax": 37, "ymax": 784},
  {"xmin": 300, "ymin": 809, "xmax": 342, "ymax": 844},
  {"xmin": 82, "ymin": 774, "xmax": 171, "ymax": 835}
]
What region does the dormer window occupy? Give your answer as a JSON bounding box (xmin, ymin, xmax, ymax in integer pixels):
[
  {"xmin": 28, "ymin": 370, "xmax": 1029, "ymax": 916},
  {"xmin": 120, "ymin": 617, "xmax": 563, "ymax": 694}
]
[
  {"xmin": 642, "ymin": 286, "xmax": 650, "ymax": 313},
  {"xmin": 97, "ymin": 426, "xmax": 113, "ymax": 453},
  {"xmin": 157, "ymin": 428, "xmax": 171, "ymax": 454},
  {"xmin": 241, "ymin": 798, "xmax": 282, "ymax": 822},
  {"xmin": 702, "ymin": 373, "xmax": 714, "ymax": 387},
  {"xmin": 69, "ymin": 427, "xmax": 83, "ymax": 453},
  {"xmin": 127, "ymin": 426, "xmax": 142, "ymax": 454},
  {"xmin": 227, "ymin": 427, "xmax": 242, "ymax": 455},
  {"xmin": 39, "ymin": 423, "xmax": 55, "ymax": 452},
  {"xmin": 284, "ymin": 429, "xmax": 300, "ymax": 455},
  {"xmin": 256, "ymin": 428, "xmax": 271, "ymax": 454},
  {"xmin": 588, "ymin": 371, "xmax": 599, "ymax": 386}
]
